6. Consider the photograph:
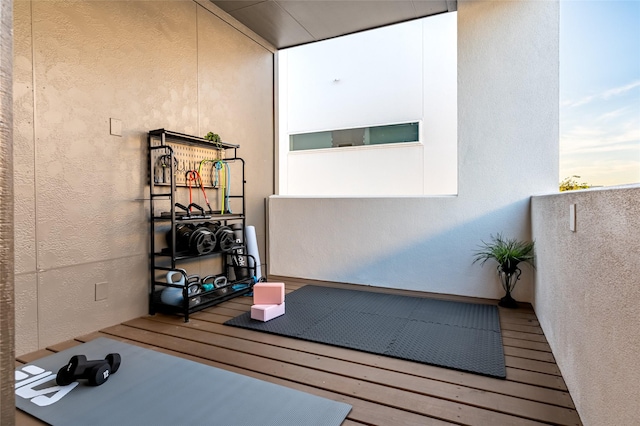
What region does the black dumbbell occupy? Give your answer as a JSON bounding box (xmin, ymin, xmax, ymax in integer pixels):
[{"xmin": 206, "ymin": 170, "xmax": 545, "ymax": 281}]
[{"xmin": 56, "ymin": 353, "xmax": 121, "ymax": 386}]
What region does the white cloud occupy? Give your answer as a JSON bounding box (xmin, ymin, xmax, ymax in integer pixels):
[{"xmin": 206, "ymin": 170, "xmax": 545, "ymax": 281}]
[
  {"xmin": 560, "ymin": 117, "xmax": 640, "ymax": 186},
  {"xmin": 596, "ymin": 106, "xmax": 633, "ymax": 122},
  {"xmin": 560, "ymin": 123, "xmax": 640, "ymax": 155},
  {"xmin": 560, "ymin": 159, "xmax": 640, "ymax": 187},
  {"xmin": 562, "ymin": 80, "xmax": 640, "ymax": 108}
]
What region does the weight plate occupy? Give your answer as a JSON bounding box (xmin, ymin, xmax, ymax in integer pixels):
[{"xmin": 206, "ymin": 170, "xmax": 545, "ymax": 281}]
[
  {"xmin": 55, "ymin": 365, "xmax": 76, "ymax": 386},
  {"xmin": 190, "ymin": 227, "xmax": 216, "ymax": 255},
  {"xmin": 167, "ymin": 223, "xmax": 194, "ymax": 252},
  {"xmin": 216, "ymin": 226, "xmax": 235, "ymax": 253},
  {"xmin": 106, "ymin": 353, "xmax": 121, "ymax": 374},
  {"xmin": 90, "ymin": 363, "xmax": 110, "ymax": 386}
]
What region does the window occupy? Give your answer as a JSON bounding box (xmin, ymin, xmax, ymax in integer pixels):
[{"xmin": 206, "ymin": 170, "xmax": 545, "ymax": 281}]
[{"xmin": 290, "ymin": 122, "xmax": 420, "ymax": 151}]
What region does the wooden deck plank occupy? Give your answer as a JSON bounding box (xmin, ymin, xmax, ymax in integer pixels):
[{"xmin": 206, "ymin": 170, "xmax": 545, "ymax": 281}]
[
  {"xmin": 193, "ymin": 305, "xmax": 572, "ymax": 392},
  {"xmin": 500, "ymin": 316, "xmax": 540, "ymax": 326},
  {"xmin": 98, "ymin": 323, "xmax": 549, "ymax": 425},
  {"xmin": 503, "ymin": 337, "xmax": 552, "ymax": 352},
  {"xmin": 506, "ymin": 367, "xmax": 568, "ymax": 391},
  {"xmin": 501, "ymin": 322, "xmax": 545, "ymax": 335},
  {"xmin": 504, "ymin": 346, "xmax": 557, "ymax": 363},
  {"xmin": 223, "ymin": 298, "xmax": 253, "ymax": 307},
  {"xmin": 15, "ymin": 411, "xmax": 43, "ymax": 426},
  {"xmin": 506, "ymin": 356, "xmax": 562, "ymax": 376},
  {"xmin": 15, "ymin": 277, "xmax": 581, "ymax": 426},
  {"xmin": 101, "ymin": 334, "xmax": 454, "ymax": 426},
  {"xmin": 149, "ymin": 314, "xmax": 575, "ymax": 409},
  {"xmin": 46, "ymin": 338, "xmax": 84, "ymax": 353},
  {"xmin": 122, "ymin": 317, "xmax": 578, "ymax": 424},
  {"xmin": 73, "ymin": 333, "xmax": 457, "ymax": 426},
  {"xmin": 197, "ymin": 315, "xmax": 569, "ymax": 392},
  {"xmin": 502, "ymin": 329, "xmax": 549, "ymax": 343},
  {"xmin": 341, "ymin": 420, "xmax": 366, "ymax": 426},
  {"xmin": 500, "ymin": 311, "xmax": 538, "ymax": 320},
  {"xmin": 201, "ymin": 304, "xmax": 247, "ymax": 316},
  {"xmin": 16, "ymin": 349, "xmax": 55, "ymax": 364}
]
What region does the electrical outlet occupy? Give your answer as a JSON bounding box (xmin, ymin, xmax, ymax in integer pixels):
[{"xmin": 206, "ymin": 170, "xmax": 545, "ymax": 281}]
[
  {"xmin": 95, "ymin": 282, "xmax": 108, "ymax": 301},
  {"xmin": 110, "ymin": 118, "xmax": 122, "ymax": 136}
]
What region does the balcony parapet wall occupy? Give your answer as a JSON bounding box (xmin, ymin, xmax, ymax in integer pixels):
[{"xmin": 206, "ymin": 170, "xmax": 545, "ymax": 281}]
[{"xmin": 531, "ymin": 184, "xmax": 640, "ymax": 426}]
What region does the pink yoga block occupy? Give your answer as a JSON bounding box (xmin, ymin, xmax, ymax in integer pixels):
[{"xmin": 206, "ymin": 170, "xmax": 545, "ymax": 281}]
[
  {"xmin": 253, "ymin": 282, "xmax": 285, "ymax": 305},
  {"xmin": 251, "ymin": 303, "xmax": 285, "ymax": 322}
]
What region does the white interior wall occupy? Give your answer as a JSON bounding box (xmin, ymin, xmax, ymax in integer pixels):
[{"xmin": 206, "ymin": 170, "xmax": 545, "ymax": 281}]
[
  {"xmin": 13, "ymin": 0, "xmax": 273, "ymax": 355},
  {"xmin": 532, "ymin": 185, "xmax": 640, "ymax": 425},
  {"xmin": 287, "ymin": 143, "xmax": 424, "ymax": 196},
  {"xmin": 422, "ymin": 15, "xmax": 457, "ymax": 195},
  {"xmin": 286, "ymin": 20, "xmax": 423, "ymax": 134},
  {"xmin": 269, "ymin": 0, "xmax": 559, "ymax": 301},
  {"xmin": 278, "ymin": 13, "xmax": 457, "ymax": 196}
]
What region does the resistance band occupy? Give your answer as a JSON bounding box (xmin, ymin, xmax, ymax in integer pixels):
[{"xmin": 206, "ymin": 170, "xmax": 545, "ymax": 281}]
[
  {"xmin": 185, "ymin": 170, "xmax": 213, "ymax": 213},
  {"xmin": 211, "ymin": 160, "xmax": 232, "ymax": 214},
  {"xmin": 225, "ymin": 162, "xmax": 232, "ymax": 214},
  {"xmin": 189, "ymin": 158, "xmax": 232, "ymax": 214}
]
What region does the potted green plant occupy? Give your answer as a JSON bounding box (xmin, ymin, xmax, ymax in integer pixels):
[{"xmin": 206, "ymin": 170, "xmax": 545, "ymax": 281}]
[
  {"xmin": 204, "ymin": 132, "xmax": 221, "ymax": 143},
  {"xmin": 473, "ymin": 233, "xmax": 535, "ymax": 308}
]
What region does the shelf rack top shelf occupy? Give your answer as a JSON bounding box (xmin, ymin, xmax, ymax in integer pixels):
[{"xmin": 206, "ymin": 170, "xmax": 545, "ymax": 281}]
[
  {"xmin": 149, "ymin": 129, "xmax": 240, "ymax": 150},
  {"xmin": 153, "ymin": 213, "xmax": 245, "ymax": 222}
]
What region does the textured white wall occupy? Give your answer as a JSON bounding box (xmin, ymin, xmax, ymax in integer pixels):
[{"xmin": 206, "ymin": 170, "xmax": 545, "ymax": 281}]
[
  {"xmin": 279, "ymin": 13, "xmax": 457, "ymax": 196},
  {"xmin": 13, "ymin": 0, "xmax": 273, "ymax": 355},
  {"xmin": 532, "ymin": 186, "xmax": 640, "ymax": 426},
  {"xmin": 269, "ymin": 0, "xmax": 559, "ymax": 300},
  {"xmin": 287, "ymin": 143, "xmax": 424, "ymax": 196},
  {"xmin": 286, "ymin": 20, "xmax": 423, "ymax": 133}
]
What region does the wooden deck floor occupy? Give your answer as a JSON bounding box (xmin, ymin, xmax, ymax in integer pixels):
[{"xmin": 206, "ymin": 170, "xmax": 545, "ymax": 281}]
[{"xmin": 16, "ymin": 277, "xmax": 582, "ymax": 425}]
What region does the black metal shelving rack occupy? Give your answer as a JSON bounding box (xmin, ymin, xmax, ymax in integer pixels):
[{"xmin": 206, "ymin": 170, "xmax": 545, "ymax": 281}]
[{"xmin": 148, "ymin": 129, "xmax": 256, "ymax": 322}]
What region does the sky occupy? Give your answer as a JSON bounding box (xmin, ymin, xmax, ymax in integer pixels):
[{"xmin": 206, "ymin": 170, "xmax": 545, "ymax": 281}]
[{"xmin": 560, "ymin": 0, "xmax": 640, "ymax": 187}]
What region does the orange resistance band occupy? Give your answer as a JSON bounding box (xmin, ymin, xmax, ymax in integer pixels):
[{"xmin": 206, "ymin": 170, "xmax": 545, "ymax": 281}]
[{"xmin": 186, "ymin": 170, "xmax": 212, "ymax": 212}]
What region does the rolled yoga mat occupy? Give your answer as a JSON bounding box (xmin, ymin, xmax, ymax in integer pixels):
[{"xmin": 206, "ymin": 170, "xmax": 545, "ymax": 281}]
[{"xmin": 245, "ymin": 225, "xmax": 262, "ymax": 279}]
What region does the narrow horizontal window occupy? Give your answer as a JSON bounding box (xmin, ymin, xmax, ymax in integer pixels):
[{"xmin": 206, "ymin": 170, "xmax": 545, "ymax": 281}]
[{"xmin": 290, "ymin": 122, "xmax": 420, "ymax": 151}]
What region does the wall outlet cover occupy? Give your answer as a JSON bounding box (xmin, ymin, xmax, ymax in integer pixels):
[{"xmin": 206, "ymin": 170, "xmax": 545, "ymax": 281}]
[
  {"xmin": 95, "ymin": 282, "xmax": 108, "ymax": 301},
  {"xmin": 110, "ymin": 118, "xmax": 122, "ymax": 136}
]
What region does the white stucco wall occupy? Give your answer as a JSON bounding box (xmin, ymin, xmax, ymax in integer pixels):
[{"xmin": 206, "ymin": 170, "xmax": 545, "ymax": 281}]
[
  {"xmin": 268, "ymin": 0, "xmax": 559, "ymax": 301},
  {"xmin": 532, "ymin": 185, "xmax": 640, "ymax": 426},
  {"xmin": 13, "ymin": 0, "xmax": 273, "ymax": 355},
  {"xmin": 287, "ymin": 143, "xmax": 425, "ymax": 196},
  {"xmin": 278, "ymin": 12, "xmax": 457, "ymax": 196}
]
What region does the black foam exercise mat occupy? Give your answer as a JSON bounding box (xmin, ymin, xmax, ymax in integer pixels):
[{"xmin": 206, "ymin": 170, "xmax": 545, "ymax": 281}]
[{"xmin": 225, "ymin": 285, "xmax": 506, "ymax": 378}]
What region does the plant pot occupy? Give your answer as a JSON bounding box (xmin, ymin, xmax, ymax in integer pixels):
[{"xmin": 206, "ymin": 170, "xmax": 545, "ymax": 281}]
[
  {"xmin": 497, "ymin": 266, "xmax": 522, "ymax": 309},
  {"xmin": 499, "ymin": 291, "xmax": 519, "ymax": 309}
]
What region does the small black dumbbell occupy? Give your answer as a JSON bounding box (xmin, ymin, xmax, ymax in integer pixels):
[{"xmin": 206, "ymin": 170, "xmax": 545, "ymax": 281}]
[{"xmin": 56, "ymin": 353, "xmax": 121, "ymax": 386}]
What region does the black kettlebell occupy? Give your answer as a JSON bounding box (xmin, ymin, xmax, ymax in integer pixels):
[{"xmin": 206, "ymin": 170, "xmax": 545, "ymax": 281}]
[{"xmin": 56, "ymin": 353, "xmax": 121, "ymax": 386}]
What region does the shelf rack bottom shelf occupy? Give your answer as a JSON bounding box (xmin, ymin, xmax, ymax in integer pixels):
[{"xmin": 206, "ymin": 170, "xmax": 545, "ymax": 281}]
[{"xmin": 151, "ymin": 282, "xmax": 254, "ymax": 322}]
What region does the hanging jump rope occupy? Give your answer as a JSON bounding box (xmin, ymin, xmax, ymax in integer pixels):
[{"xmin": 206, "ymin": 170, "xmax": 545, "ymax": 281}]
[
  {"xmin": 185, "ymin": 170, "xmax": 213, "ymax": 213},
  {"xmin": 155, "ymin": 154, "xmax": 178, "ymax": 184}
]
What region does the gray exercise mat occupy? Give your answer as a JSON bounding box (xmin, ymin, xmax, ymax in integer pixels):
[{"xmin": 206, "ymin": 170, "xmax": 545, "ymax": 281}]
[
  {"xmin": 15, "ymin": 337, "xmax": 352, "ymax": 426},
  {"xmin": 225, "ymin": 285, "xmax": 506, "ymax": 378}
]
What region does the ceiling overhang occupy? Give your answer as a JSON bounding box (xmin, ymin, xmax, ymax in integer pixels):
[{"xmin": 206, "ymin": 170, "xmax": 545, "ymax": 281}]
[{"xmin": 211, "ymin": 0, "xmax": 457, "ymax": 49}]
